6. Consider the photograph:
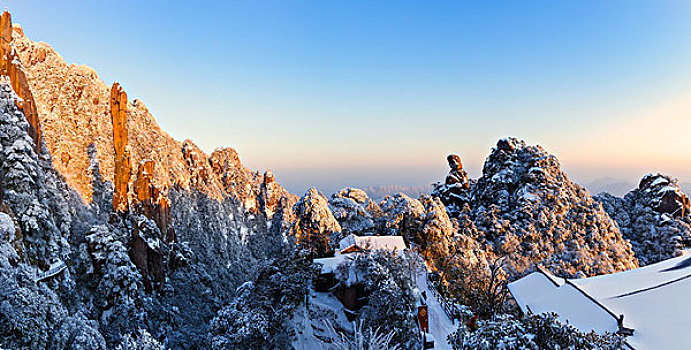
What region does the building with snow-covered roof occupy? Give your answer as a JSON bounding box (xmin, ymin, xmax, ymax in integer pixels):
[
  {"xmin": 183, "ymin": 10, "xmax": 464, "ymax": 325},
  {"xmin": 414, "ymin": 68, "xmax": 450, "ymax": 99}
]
[
  {"xmin": 313, "ymin": 235, "xmax": 408, "ymax": 319},
  {"xmin": 508, "ymin": 253, "xmax": 691, "ymax": 350},
  {"xmin": 338, "ymin": 234, "xmax": 407, "ymax": 254}
]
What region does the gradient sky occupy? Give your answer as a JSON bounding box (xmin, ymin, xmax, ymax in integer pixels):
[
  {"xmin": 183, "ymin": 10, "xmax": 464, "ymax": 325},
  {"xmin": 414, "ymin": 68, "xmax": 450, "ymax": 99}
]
[{"xmin": 5, "ymin": 0, "xmax": 691, "ymax": 194}]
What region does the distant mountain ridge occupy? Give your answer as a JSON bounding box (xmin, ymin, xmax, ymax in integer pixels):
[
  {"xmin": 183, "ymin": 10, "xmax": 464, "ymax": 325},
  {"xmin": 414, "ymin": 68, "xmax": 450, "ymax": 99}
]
[
  {"xmin": 583, "ymin": 177, "xmax": 691, "ymax": 197},
  {"xmin": 363, "ymin": 184, "xmax": 434, "ymax": 200}
]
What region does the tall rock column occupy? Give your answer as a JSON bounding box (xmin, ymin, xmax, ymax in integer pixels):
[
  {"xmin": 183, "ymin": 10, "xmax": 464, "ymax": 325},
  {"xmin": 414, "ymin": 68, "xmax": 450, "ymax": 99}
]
[
  {"xmin": 0, "ymin": 11, "xmax": 12, "ymax": 76},
  {"xmin": 260, "ymin": 170, "xmax": 281, "ymax": 219},
  {"xmin": 1, "ymin": 11, "xmax": 41, "ymax": 153},
  {"xmin": 111, "ymin": 83, "xmax": 131, "ymax": 212},
  {"xmin": 133, "ymin": 159, "xmax": 174, "ymax": 243}
]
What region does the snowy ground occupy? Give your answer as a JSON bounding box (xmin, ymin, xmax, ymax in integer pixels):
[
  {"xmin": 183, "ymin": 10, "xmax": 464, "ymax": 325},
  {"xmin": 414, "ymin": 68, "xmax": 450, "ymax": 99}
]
[
  {"xmin": 293, "ymin": 256, "xmax": 457, "ymax": 349},
  {"xmin": 291, "ymin": 288, "xmax": 355, "ymax": 349},
  {"xmin": 416, "ymin": 268, "xmax": 457, "ymax": 350}
]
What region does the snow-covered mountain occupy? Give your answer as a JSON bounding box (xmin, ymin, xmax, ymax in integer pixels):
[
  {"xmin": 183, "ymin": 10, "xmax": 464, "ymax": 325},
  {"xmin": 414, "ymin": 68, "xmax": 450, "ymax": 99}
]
[
  {"xmin": 2, "ymin": 9, "xmax": 690, "ymax": 350},
  {"xmin": 596, "ymin": 174, "xmax": 691, "ymax": 266}
]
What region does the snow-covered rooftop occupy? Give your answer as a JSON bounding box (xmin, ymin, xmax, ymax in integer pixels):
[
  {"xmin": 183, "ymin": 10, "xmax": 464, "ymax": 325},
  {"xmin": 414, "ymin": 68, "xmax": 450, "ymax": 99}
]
[
  {"xmin": 313, "ymin": 255, "xmax": 349, "ymax": 274},
  {"xmin": 315, "ymin": 235, "xmax": 407, "ymax": 274},
  {"xmin": 508, "ymin": 253, "xmax": 691, "ymax": 350},
  {"xmin": 338, "ymin": 234, "xmax": 407, "ymax": 253}
]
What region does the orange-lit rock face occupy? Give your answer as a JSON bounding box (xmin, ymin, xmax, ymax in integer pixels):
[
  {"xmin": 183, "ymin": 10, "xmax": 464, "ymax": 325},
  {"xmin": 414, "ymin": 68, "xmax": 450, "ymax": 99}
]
[
  {"xmin": 6, "ymin": 10, "xmax": 295, "ymax": 214},
  {"xmin": 445, "ymin": 153, "xmax": 469, "ymax": 189},
  {"xmin": 134, "ymin": 159, "xmax": 155, "ymax": 203},
  {"xmin": 260, "ymin": 170, "xmax": 281, "ymax": 218},
  {"xmin": 133, "ymin": 160, "xmax": 174, "ymax": 242},
  {"xmin": 1, "ymin": 11, "xmax": 41, "ymax": 153},
  {"xmin": 111, "ymin": 83, "xmax": 130, "ymax": 212}
]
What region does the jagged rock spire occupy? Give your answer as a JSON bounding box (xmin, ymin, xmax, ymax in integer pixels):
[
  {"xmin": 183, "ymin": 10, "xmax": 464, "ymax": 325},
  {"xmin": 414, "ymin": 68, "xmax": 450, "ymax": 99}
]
[
  {"xmin": 1, "ymin": 10, "xmax": 41, "ymax": 153},
  {"xmin": 111, "ymin": 82, "xmax": 130, "ymax": 212}
]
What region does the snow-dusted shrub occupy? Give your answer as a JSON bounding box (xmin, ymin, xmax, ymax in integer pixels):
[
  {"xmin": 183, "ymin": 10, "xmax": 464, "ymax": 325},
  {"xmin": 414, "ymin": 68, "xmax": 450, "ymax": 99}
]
[
  {"xmin": 85, "ymin": 225, "xmax": 142, "ymax": 308},
  {"xmin": 210, "ymin": 250, "xmax": 316, "ymax": 349},
  {"xmin": 330, "ymin": 188, "xmax": 378, "ymax": 236},
  {"xmin": 0, "ymin": 83, "xmax": 69, "ymax": 269},
  {"xmin": 596, "ymin": 174, "xmax": 691, "ymax": 266},
  {"xmin": 321, "ymin": 319, "xmax": 401, "ymax": 350},
  {"xmin": 343, "ymin": 251, "xmax": 420, "ymax": 349},
  {"xmin": 440, "ymin": 255, "xmax": 512, "ymax": 319},
  {"xmin": 448, "ymin": 312, "xmax": 625, "ymax": 350},
  {"xmin": 84, "ymin": 225, "xmax": 146, "ymax": 345},
  {"xmin": 414, "ymin": 195, "xmax": 460, "ymax": 266},
  {"xmin": 48, "ymin": 316, "xmax": 106, "ymax": 350},
  {"xmin": 375, "ymin": 193, "xmax": 425, "ymax": 243},
  {"xmin": 115, "ymin": 329, "xmax": 165, "ymax": 350},
  {"xmin": 290, "ymin": 188, "xmax": 342, "ymax": 258}
]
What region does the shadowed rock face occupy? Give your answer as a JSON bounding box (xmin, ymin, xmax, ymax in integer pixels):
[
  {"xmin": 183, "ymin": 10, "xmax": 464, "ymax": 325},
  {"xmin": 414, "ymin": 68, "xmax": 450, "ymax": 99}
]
[
  {"xmin": 638, "ymin": 174, "xmax": 690, "ymax": 218},
  {"xmin": 433, "ymin": 153, "xmax": 471, "ymax": 215}
]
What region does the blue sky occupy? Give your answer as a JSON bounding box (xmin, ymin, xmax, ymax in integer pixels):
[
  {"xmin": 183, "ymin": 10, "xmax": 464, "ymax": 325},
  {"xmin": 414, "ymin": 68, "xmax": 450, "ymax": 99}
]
[{"xmin": 6, "ymin": 1, "xmax": 691, "ymax": 194}]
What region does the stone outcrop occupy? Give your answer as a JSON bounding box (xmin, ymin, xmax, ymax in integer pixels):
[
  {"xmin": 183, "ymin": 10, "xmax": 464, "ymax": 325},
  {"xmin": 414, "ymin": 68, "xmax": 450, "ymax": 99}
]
[
  {"xmin": 445, "ymin": 154, "xmax": 469, "ymax": 188},
  {"xmin": 432, "ymin": 153, "xmax": 472, "ymax": 215},
  {"xmin": 260, "ymin": 170, "xmax": 281, "ymax": 218},
  {"xmin": 111, "ymin": 83, "xmax": 130, "ymax": 212},
  {"xmin": 430, "ymin": 138, "xmax": 638, "ymax": 278},
  {"xmin": 208, "ymin": 147, "xmax": 254, "ymax": 207},
  {"xmin": 597, "ymin": 174, "xmax": 691, "ymax": 265},
  {"xmin": 638, "ymin": 174, "xmax": 690, "ymax": 218},
  {"xmin": 376, "ymin": 193, "xmax": 426, "ymax": 243},
  {"xmin": 464, "ymin": 137, "xmax": 638, "ymax": 277},
  {"xmin": 133, "ymin": 160, "xmax": 174, "ymax": 243},
  {"xmin": 1, "ymin": 11, "xmax": 41, "ymax": 153}
]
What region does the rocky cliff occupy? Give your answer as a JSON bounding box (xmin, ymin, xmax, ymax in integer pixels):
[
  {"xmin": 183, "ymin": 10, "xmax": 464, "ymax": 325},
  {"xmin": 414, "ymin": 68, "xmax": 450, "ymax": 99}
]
[
  {"xmin": 0, "ymin": 10, "xmax": 300, "ymax": 349},
  {"xmin": 6, "ymin": 11, "xmax": 295, "ymax": 214}
]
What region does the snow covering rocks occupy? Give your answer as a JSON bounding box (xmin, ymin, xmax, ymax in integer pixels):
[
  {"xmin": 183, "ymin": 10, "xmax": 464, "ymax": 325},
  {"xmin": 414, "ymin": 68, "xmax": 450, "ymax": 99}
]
[
  {"xmin": 375, "ymin": 193, "xmax": 426, "ymax": 243},
  {"xmin": 290, "ymin": 188, "xmax": 342, "ymax": 258},
  {"xmin": 0, "ymin": 77, "xmax": 292, "ymax": 349},
  {"xmin": 448, "ymin": 137, "xmax": 638, "ymax": 278},
  {"xmin": 329, "ymin": 188, "xmax": 379, "ymax": 236},
  {"xmin": 3, "ymin": 10, "xmax": 689, "ymax": 347},
  {"xmin": 596, "ymin": 173, "xmax": 691, "ymax": 266}
]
